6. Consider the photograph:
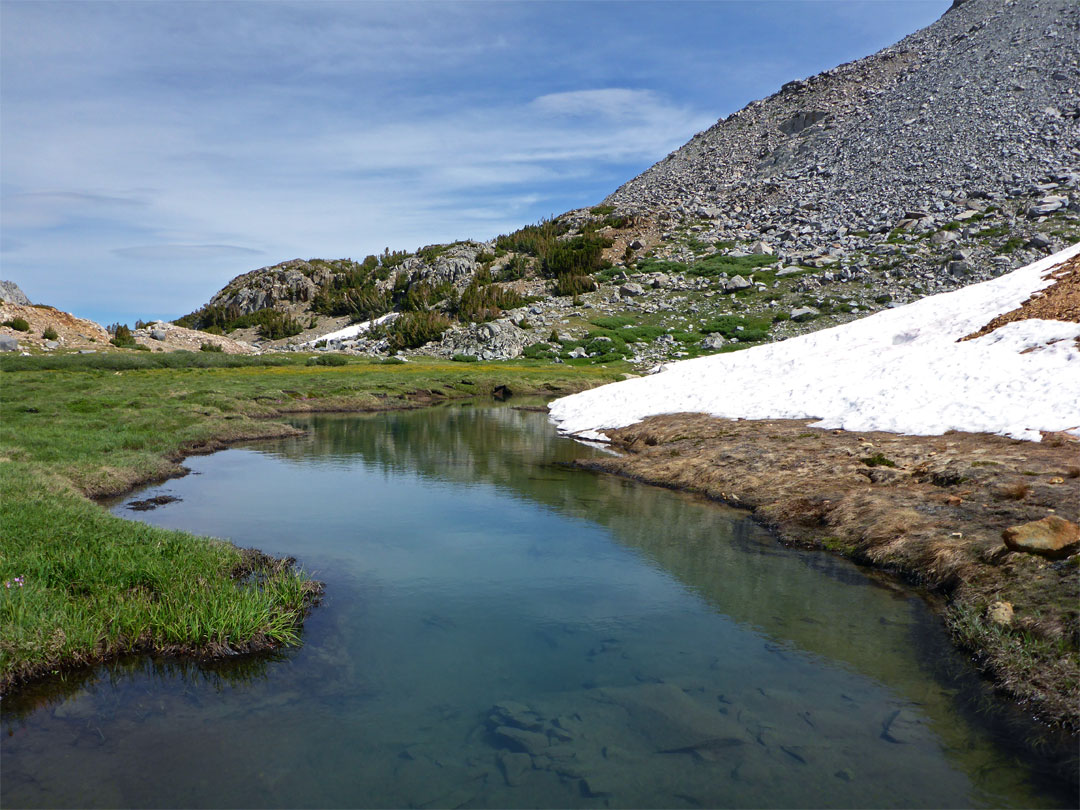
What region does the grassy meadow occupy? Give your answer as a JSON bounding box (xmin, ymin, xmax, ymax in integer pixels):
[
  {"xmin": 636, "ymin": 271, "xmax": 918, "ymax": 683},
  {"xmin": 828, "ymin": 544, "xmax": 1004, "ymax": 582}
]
[{"xmin": 0, "ymin": 352, "xmax": 620, "ymax": 691}]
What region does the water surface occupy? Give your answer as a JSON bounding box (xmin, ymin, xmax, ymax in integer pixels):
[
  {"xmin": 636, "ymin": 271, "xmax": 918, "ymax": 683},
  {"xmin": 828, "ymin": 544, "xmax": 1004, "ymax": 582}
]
[{"xmin": 2, "ymin": 406, "xmax": 1073, "ymax": 808}]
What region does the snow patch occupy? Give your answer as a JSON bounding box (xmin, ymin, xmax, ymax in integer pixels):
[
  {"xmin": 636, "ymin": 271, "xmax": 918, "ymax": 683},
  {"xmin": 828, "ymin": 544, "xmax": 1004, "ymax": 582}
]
[
  {"xmin": 550, "ymin": 243, "xmax": 1080, "ymax": 443},
  {"xmin": 301, "ymin": 312, "xmax": 398, "ymax": 347}
]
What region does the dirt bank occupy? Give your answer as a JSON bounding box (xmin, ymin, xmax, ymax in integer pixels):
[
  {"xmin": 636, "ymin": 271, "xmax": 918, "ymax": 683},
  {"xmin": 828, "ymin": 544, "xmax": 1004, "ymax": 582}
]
[{"xmin": 573, "ymin": 414, "xmax": 1079, "ymax": 732}]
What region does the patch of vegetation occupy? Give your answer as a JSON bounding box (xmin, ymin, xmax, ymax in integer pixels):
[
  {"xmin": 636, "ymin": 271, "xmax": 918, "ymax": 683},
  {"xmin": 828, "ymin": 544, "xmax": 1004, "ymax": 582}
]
[
  {"xmin": 1000, "ymin": 237, "xmax": 1025, "ymax": 254},
  {"xmin": 495, "ymin": 217, "xmax": 612, "ymax": 296},
  {"xmin": 522, "ymin": 342, "xmax": 557, "ymax": 360},
  {"xmin": 1, "ymin": 352, "xmax": 299, "ymax": 373},
  {"xmin": 306, "ymin": 354, "xmax": 348, "ymax": 366},
  {"xmin": 699, "ymin": 315, "xmax": 771, "ymax": 342},
  {"xmin": 860, "ymin": 453, "xmax": 897, "ymax": 468},
  {"xmin": 685, "ymin": 253, "xmax": 779, "ymax": 279},
  {"xmin": 590, "ymin": 315, "xmax": 637, "ymax": 329},
  {"xmin": 2, "ymin": 317, "xmax": 30, "ymax": 332},
  {"xmin": 254, "ymin": 311, "xmax": 304, "ymax": 340},
  {"xmin": 177, "ymin": 306, "xmax": 305, "ymax": 339},
  {"xmin": 589, "ymin": 205, "xmax": 615, "ymax": 216},
  {"xmin": 380, "ymin": 311, "xmax": 453, "ymax": 351},
  {"xmin": 42, "ymin": 327, "xmax": 58, "ymax": 341},
  {"xmin": 493, "ymin": 254, "xmax": 529, "ymax": 282},
  {"xmin": 637, "ymin": 258, "xmax": 690, "ymax": 276},
  {"xmin": 553, "ymin": 274, "xmax": 597, "ymax": 297},
  {"xmin": 451, "ymin": 279, "xmax": 530, "ymax": 324},
  {"xmin": 451, "ymin": 354, "xmax": 478, "ymax": 363},
  {"xmin": 199, "ymin": 342, "xmax": 224, "ymax": 353},
  {"xmin": 109, "ymin": 324, "xmax": 136, "ymax": 348},
  {"xmin": 601, "ymin": 214, "xmax": 635, "ymax": 230}
]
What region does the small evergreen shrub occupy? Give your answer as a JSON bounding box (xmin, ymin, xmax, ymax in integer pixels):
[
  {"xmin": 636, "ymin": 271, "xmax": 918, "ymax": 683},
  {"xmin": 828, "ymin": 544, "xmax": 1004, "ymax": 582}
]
[
  {"xmin": 255, "ymin": 312, "xmax": 304, "ymax": 340},
  {"xmin": 3, "ymin": 317, "xmax": 30, "ymax": 332},
  {"xmin": 861, "ymin": 453, "xmax": 897, "ymax": 468},
  {"xmin": 42, "ymin": 327, "xmax": 58, "ymax": 340},
  {"xmin": 451, "ymin": 354, "xmax": 478, "ymax": 363},
  {"xmin": 199, "ymin": 342, "xmax": 224, "ymax": 352},
  {"xmin": 306, "ymin": 354, "xmax": 348, "ymax": 366},
  {"xmin": 109, "ymin": 324, "xmax": 136, "ymax": 347},
  {"xmin": 384, "ymin": 311, "xmax": 452, "ymax": 350},
  {"xmin": 700, "ymin": 315, "xmax": 771, "ymax": 341},
  {"xmin": 522, "ymin": 342, "xmax": 556, "ymax": 360},
  {"xmin": 554, "ymin": 274, "xmax": 596, "ymax": 297}
]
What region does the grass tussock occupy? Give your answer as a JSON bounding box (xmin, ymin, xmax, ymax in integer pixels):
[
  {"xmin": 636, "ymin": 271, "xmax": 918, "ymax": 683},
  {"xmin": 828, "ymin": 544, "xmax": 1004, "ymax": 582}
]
[{"xmin": 0, "ymin": 465, "xmax": 321, "ymax": 692}]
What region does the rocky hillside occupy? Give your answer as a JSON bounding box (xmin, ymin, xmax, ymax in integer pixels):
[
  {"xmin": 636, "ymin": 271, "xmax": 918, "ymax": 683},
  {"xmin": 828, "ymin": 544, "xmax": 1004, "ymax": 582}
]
[
  {"xmin": 604, "ymin": 0, "xmax": 1079, "ymax": 279},
  {"xmin": 179, "ymin": 0, "xmax": 1079, "ymax": 365}
]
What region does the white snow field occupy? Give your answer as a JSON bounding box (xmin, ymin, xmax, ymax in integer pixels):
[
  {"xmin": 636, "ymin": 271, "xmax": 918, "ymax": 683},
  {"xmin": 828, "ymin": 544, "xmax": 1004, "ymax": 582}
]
[
  {"xmin": 550, "ymin": 242, "xmax": 1080, "ymax": 443},
  {"xmin": 300, "ymin": 312, "xmax": 398, "ymax": 347}
]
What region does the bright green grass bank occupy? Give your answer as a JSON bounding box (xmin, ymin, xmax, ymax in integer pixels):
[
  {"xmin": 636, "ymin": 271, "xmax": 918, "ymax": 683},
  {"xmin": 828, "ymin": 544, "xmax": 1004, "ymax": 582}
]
[{"xmin": 0, "ymin": 354, "xmax": 620, "ymax": 691}]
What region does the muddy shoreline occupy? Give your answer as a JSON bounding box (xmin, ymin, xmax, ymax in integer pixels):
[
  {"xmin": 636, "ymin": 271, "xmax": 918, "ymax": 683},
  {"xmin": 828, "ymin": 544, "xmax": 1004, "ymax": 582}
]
[{"xmin": 570, "ymin": 413, "xmax": 1079, "ymax": 736}]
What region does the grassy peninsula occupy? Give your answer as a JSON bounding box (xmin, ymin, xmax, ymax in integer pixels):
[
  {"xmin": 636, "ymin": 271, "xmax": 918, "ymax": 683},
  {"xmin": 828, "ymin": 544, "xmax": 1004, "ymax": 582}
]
[{"xmin": 0, "ymin": 352, "xmax": 619, "ymax": 692}]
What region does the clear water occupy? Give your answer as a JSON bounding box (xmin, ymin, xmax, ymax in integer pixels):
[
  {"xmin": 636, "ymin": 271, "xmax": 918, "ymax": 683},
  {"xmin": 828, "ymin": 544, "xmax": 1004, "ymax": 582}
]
[{"xmin": 2, "ymin": 406, "xmax": 1075, "ymax": 809}]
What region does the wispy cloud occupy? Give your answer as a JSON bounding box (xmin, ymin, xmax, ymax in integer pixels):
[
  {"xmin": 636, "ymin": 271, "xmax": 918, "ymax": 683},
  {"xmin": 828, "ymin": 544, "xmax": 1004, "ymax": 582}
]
[{"xmin": 112, "ymin": 245, "xmax": 264, "ymax": 261}]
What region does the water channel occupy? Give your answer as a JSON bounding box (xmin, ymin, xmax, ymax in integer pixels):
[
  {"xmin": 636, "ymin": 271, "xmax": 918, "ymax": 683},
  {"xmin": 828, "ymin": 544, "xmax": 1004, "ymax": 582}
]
[{"xmin": 2, "ymin": 405, "xmax": 1074, "ymax": 808}]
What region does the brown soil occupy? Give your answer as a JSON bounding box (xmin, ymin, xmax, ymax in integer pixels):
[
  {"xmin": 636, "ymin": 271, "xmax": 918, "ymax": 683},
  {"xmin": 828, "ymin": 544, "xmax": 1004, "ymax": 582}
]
[
  {"xmin": 962, "ymin": 252, "xmax": 1080, "ymax": 340},
  {"xmin": 574, "ymin": 414, "xmax": 1080, "ymax": 732}
]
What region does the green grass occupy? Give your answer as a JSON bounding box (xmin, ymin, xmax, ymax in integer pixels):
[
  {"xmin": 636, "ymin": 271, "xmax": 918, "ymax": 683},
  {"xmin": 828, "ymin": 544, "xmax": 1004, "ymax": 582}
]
[
  {"xmin": 0, "ymin": 357, "xmax": 619, "ymax": 691},
  {"xmin": 699, "ymin": 314, "xmax": 772, "ymax": 342},
  {"xmin": 1, "ymin": 467, "xmax": 318, "ymax": 689}
]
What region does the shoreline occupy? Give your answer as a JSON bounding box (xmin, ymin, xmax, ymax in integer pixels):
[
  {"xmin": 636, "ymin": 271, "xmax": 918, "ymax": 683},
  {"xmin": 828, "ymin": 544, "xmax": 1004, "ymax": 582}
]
[
  {"xmin": 568, "ymin": 413, "xmax": 1079, "ymax": 736},
  {"xmin": 1, "ymin": 365, "xmax": 615, "ymax": 695}
]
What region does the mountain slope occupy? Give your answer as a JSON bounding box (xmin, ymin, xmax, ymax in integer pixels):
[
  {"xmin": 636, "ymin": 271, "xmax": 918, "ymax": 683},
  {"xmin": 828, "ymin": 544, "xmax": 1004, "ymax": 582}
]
[{"xmin": 607, "ymin": 0, "xmax": 1078, "ymax": 238}]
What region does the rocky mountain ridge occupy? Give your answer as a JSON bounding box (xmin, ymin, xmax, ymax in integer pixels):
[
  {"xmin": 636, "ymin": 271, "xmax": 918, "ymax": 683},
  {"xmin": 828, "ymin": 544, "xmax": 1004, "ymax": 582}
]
[{"xmin": 175, "ymin": 0, "xmax": 1079, "ymax": 365}]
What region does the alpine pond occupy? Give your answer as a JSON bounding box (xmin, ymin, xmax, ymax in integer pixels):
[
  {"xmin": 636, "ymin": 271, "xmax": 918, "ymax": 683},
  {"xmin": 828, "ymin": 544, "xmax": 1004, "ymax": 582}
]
[{"xmin": 2, "ymin": 406, "xmax": 1074, "ymax": 809}]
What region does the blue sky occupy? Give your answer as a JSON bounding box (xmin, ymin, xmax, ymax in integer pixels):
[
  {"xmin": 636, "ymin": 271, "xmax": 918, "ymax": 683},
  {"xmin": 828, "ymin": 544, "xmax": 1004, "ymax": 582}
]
[{"xmin": 1, "ymin": 0, "xmax": 948, "ymax": 325}]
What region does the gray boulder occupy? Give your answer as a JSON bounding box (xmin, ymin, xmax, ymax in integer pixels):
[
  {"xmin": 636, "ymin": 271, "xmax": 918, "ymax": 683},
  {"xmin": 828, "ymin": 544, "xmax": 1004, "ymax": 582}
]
[
  {"xmin": 437, "ymin": 319, "xmax": 529, "ymax": 361},
  {"xmin": 619, "ymin": 282, "xmax": 646, "ymax": 297},
  {"xmin": 721, "ymin": 275, "xmax": 753, "ymax": 292},
  {"xmin": 0, "ymin": 334, "xmax": 19, "ymax": 351},
  {"xmin": 790, "ymin": 306, "xmax": 819, "ymax": 322}
]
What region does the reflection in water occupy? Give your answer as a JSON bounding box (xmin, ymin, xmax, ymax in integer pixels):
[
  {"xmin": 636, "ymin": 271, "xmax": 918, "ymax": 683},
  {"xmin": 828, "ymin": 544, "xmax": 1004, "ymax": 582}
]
[{"xmin": 3, "ymin": 406, "xmax": 1075, "ymax": 809}]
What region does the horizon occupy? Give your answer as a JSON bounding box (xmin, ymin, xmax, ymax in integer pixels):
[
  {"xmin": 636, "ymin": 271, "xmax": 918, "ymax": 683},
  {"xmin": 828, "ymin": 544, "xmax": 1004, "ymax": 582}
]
[{"xmin": 1, "ymin": 0, "xmax": 949, "ymax": 326}]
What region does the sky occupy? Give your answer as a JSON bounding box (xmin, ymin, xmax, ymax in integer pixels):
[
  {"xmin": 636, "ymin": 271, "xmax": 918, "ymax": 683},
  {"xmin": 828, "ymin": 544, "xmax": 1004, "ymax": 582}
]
[{"xmin": 1, "ymin": 0, "xmax": 949, "ymax": 326}]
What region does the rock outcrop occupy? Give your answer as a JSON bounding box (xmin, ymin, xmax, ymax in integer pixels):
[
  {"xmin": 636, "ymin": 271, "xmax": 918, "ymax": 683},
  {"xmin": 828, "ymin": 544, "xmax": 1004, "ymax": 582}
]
[{"xmin": 0, "ymin": 281, "xmax": 30, "ymax": 306}]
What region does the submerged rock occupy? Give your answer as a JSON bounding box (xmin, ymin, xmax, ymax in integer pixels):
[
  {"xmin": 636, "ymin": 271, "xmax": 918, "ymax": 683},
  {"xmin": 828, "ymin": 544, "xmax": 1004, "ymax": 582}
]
[{"xmin": 597, "ymin": 683, "xmax": 747, "ymax": 753}]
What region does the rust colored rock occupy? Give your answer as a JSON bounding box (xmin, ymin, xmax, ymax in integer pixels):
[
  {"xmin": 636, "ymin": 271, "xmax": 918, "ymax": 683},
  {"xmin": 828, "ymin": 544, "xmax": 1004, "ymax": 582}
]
[{"xmin": 1002, "ymin": 516, "xmax": 1080, "ymax": 559}]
